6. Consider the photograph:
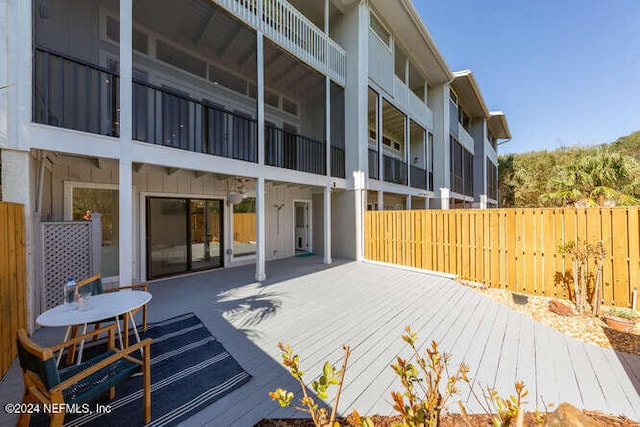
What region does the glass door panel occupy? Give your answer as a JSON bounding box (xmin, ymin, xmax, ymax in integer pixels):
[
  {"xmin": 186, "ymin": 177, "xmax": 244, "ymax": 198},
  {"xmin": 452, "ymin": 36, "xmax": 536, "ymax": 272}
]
[
  {"xmin": 147, "ymin": 198, "xmax": 188, "ymax": 278},
  {"xmin": 190, "ymin": 199, "xmax": 223, "ymax": 270}
]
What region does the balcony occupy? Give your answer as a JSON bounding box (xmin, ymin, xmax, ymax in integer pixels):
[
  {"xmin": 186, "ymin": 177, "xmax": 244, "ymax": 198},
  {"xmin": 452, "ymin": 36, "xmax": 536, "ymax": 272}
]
[
  {"xmin": 383, "ymin": 155, "xmax": 407, "ymax": 186},
  {"xmin": 213, "ymin": 0, "xmax": 346, "ymax": 85},
  {"xmin": 132, "ymin": 80, "xmax": 258, "ymax": 162},
  {"xmin": 33, "ymin": 48, "xmax": 120, "ymax": 137},
  {"xmin": 265, "ymin": 125, "xmax": 325, "ymax": 175},
  {"xmin": 33, "ymin": 47, "xmax": 331, "ymax": 176}
]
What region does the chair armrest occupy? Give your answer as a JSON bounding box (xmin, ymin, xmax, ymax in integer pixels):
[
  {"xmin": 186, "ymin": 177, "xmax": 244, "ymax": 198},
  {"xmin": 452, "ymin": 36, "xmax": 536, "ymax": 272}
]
[
  {"xmin": 50, "ymin": 338, "xmax": 152, "ymax": 394},
  {"xmin": 104, "ymin": 283, "xmax": 148, "ymax": 293},
  {"xmin": 49, "ymin": 325, "xmax": 117, "ymax": 352}
]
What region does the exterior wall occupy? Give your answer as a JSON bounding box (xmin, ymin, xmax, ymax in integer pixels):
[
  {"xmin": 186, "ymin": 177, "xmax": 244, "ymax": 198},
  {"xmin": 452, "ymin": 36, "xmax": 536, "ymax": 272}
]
[
  {"xmin": 37, "ymin": 155, "xmax": 317, "ymax": 282},
  {"xmin": 331, "ymin": 189, "xmax": 356, "ymax": 259},
  {"xmin": 429, "ymin": 84, "xmax": 449, "ymax": 208},
  {"xmin": 471, "ymin": 119, "xmax": 486, "ymax": 199}
]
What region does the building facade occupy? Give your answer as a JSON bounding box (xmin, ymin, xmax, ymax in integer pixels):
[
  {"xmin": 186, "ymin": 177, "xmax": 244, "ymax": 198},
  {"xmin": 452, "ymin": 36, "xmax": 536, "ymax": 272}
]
[{"xmin": 1, "ymin": 0, "xmax": 509, "ymax": 324}]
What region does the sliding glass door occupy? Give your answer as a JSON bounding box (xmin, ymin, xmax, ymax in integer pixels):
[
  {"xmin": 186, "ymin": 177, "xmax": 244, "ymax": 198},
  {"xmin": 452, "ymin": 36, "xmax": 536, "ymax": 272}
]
[{"xmin": 147, "ymin": 197, "xmax": 223, "ymax": 279}]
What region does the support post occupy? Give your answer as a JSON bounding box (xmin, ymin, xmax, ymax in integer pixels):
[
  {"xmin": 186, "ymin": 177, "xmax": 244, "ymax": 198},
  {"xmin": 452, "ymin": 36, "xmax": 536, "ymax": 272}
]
[
  {"xmin": 440, "ymin": 187, "xmax": 450, "ymax": 210},
  {"xmin": 480, "ymin": 194, "xmax": 488, "ymax": 209},
  {"xmin": 323, "ymin": 186, "xmax": 332, "ymax": 264},
  {"xmin": 377, "ymin": 93, "xmax": 383, "ymax": 182},
  {"xmin": 377, "ymin": 190, "xmax": 383, "ymax": 211},
  {"xmin": 406, "ymin": 195, "xmax": 411, "ymax": 210},
  {"xmin": 119, "ymin": 0, "xmax": 133, "ymax": 287},
  {"xmin": 257, "ymin": 31, "xmax": 265, "ymax": 165},
  {"xmin": 256, "ymin": 177, "xmax": 266, "ymax": 281},
  {"xmin": 354, "ymin": 171, "xmax": 364, "ymax": 261}
]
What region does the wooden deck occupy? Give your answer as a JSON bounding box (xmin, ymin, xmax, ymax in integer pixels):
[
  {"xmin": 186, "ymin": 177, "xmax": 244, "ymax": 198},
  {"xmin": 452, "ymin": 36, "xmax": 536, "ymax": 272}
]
[{"xmin": 1, "ymin": 257, "xmax": 639, "ymax": 426}]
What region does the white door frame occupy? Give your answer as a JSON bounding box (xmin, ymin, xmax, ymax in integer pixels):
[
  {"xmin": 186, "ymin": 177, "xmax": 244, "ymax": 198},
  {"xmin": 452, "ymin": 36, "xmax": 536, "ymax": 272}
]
[
  {"xmin": 292, "ymin": 199, "xmax": 312, "ymax": 255},
  {"xmin": 139, "ymin": 191, "xmax": 226, "ymax": 282},
  {"xmin": 63, "ymin": 181, "xmax": 133, "ymax": 284}
]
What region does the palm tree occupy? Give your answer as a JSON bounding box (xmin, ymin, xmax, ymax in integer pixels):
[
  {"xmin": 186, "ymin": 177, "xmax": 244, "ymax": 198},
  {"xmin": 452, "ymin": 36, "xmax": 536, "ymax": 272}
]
[{"xmin": 541, "ymin": 150, "xmax": 640, "ymax": 207}]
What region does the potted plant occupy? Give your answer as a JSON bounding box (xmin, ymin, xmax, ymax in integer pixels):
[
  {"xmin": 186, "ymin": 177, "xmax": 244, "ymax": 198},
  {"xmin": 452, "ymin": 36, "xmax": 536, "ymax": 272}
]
[{"xmin": 602, "ymin": 307, "xmax": 640, "ymax": 332}]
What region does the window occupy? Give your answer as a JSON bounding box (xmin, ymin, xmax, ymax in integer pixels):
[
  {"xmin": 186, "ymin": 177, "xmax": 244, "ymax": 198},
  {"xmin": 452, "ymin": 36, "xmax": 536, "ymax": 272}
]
[
  {"xmin": 282, "ymin": 97, "xmax": 298, "ymax": 116},
  {"xmin": 487, "ymin": 159, "xmax": 498, "ymax": 200},
  {"xmin": 459, "ymin": 108, "xmax": 471, "ymax": 132},
  {"xmin": 370, "ymin": 11, "xmax": 391, "ymax": 47},
  {"xmin": 233, "ymin": 198, "xmax": 256, "ymax": 257},
  {"xmin": 265, "ymin": 90, "xmax": 280, "ymax": 108},
  {"xmin": 450, "ymin": 136, "xmax": 473, "ymax": 197}
]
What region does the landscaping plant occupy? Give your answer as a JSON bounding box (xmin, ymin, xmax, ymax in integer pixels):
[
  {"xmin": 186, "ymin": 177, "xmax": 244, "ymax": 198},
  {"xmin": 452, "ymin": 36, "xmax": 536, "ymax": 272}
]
[
  {"xmin": 390, "ymin": 327, "xmax": 470, "ymax": 427},
  {"xmin": 269, "ymin": 342, "xmax": 372, "ymax": 427},
  {"xmin": 557, "ymin": 239, "xmax": 607, "ymax": 315}
]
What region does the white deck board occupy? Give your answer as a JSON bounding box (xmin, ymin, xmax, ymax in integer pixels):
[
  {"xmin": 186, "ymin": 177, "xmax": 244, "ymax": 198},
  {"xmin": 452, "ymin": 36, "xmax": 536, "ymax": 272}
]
[{"xmin": 1, "ymin": 257, "xmax": 639, "ymax": 427}]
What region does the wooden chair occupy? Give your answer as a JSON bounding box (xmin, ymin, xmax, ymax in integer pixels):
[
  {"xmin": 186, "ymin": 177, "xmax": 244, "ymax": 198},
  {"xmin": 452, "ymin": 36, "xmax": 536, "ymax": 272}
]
[
  {"xmin": 67, "ymin": 274, "xmax": 149, "ymax": 363},
  {"xmin": 16, "ymin": 325, "xmax": 151, "ymax": 426}
]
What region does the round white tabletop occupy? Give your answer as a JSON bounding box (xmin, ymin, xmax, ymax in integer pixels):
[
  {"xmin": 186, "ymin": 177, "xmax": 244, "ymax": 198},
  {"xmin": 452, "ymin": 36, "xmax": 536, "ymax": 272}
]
[{"xmin": 36, "ymin": 291, "xmax": 152, "ymax": 327}]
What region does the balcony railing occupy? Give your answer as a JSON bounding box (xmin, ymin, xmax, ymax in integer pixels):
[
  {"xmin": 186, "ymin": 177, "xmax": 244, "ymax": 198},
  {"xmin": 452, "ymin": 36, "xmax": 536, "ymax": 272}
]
[
  {"xmin": 265, "ymin": 125, "xmax": 325, "ymax": 175},
  {"xmin": 132, "ymin": 80, "xmax": 258, "ymax": 162},
  {"xmin": 410, "ymin": 165, "xmax": 427, "ymax": 190},
  {"xmin": 213, "ymin": 0, "xmax": 346, "ymax": 85},
  {"xmin": 33, "ymin": 48, "xmax": 120, "ymax": 137},
  {"xmin": 331, "ymin": 146, "xmax": 345, "ymax": 179},
  {"xmin": 34, "ymin": 47, "xmax": 333, "ymax": 175},
  {"xmin": 368, "ymin": 148, "xmax": 379, "ymax": 179},
  {"xmin": 383, "ymin": 155, "xmax": 407, "ymax": 186}
]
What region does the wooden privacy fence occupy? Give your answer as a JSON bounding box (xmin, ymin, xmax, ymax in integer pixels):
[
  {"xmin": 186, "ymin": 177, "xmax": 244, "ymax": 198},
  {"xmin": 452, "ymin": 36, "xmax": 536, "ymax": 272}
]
[
  {"xmin": 233, "ymin": 213, "xmax": 256, "ymax": 243},
  {"xmin": 364, "ymin": 207, "xmax": 640, "ymax": 308},
  {"xmin": 0, "ymin": 202, "xmax": 27, "ymax": 378}
]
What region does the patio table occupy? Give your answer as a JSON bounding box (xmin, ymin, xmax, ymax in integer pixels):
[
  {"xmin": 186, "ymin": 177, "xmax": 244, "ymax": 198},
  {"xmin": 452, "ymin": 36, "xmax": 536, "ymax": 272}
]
[{"xmin": 36, "ymin": 291, "xmax": 152, "ymax": 366}]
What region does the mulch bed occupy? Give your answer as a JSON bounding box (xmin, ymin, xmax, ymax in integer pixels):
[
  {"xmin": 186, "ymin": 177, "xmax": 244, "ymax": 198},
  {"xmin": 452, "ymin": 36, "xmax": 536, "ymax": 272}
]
[{"xmin": 256, "ymin": 411, "xmax": 640, "ymax": 426}]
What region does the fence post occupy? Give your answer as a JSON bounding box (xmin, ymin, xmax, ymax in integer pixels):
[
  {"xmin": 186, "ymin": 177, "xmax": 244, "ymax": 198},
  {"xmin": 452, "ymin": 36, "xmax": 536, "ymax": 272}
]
[{"xmin": 90, "ymin": 213, "xmax": 103, "ymax": 276}]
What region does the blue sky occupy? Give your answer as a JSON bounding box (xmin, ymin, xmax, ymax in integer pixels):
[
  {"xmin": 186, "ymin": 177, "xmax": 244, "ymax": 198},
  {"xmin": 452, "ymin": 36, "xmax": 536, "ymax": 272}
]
[{"xmin": 416, "ymin": 0, "xmax": 640, "ymax": 155}]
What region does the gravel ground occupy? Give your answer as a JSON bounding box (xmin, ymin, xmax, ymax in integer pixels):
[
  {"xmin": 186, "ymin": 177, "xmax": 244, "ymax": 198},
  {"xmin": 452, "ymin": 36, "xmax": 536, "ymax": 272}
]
[{"xmin": 462, "ymin": 282, "xmax": 640, "ymax": 357}]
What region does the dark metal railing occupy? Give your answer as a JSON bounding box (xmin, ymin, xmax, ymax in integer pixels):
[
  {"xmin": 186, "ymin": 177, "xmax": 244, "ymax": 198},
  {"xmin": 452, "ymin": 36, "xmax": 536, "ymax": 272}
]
[
  {"xmin": 410, "ymin": 165, "xmax": 427, "ymax": 190},
  {"xmin": 331, "ymin": 146, "xmax": 345, "ymax": 178},
  {"xmin": 383, "ymin": 155, "xmax": 407, "ymax": 185},
  {"xmin": 368, "ymin": 148, "xmax": 379, "ymax": 179},
  {"xmin": 265, "ymin": 126, "xmax": 326, "ymax": 175},
  {"xmin": 33, "ymin": 47, "xmax": 119, "ymax": 136},
  {"xmin": 132, "ymin": 80, "xmax": 258, "ymax": 162}
]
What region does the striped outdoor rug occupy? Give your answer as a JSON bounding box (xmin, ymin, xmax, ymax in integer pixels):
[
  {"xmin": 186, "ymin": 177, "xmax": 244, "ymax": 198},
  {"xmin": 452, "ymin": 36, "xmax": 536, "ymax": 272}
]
[{"xmin": 38, "ymin": 312, "xmax": 251, "ymax": 427}]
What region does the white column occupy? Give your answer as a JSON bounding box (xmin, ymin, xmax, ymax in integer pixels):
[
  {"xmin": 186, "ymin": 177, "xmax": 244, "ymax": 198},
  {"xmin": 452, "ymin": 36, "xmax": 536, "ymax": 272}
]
[
  {"xmin": 377, "ymin": 190, "xmax": 383, "ymax": 211},
  {"xmin": 406, "ymin": 195, "xmax": 412, "ymax": 210},
  {"xmin": 257, "ymin": 32, "xmax": 265, "ymax": 165},
  {"xmin": 480, "ymin": 194, "xmax": 488, "ymax": 209},
  {"xmin": 424, "ymin": 197, "xmax": 430, "ymax": 210},
  {"xmin": 324, "ymin": 0, "xmax": 329, "ymax": 34},
  {"xmin": 440, "ymin": 187, "xmax": 450, "ymax": 210},
  {"xmin": 377, "ymin": 94, "xmax": 383, "ymax": 181},
  {"xmin": 256, "ymin": 177, "xmax": 266, "ymax": 281},
  {"xmin": 405, "ymin": 115, "xmax": 410, "ymax": 187},
  {"xmin": 119, "ymin": 0, "xmax": 133, "ymax": 287},
  {"xmin": 323, "ymin": 186, "xmax": 332, "ymax": 264},
  {"xmin": 354, "ymin": 171, "xmax": 364, "ymax": 261}
]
